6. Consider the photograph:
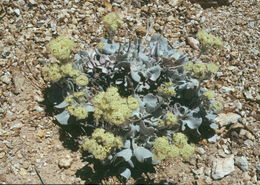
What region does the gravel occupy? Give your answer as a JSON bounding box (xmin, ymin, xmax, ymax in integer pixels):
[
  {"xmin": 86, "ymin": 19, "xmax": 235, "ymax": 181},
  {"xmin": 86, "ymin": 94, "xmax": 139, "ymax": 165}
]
[{"xmin": 0, "ymin": 0, "xmax": 259, "ymax": 184}]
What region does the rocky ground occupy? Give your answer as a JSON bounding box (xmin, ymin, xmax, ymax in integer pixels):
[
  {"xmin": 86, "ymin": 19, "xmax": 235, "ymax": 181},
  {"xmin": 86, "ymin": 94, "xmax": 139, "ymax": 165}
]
[{"xmin": 0, "ymin": 0, "xmax": 259, "ymax": 184}]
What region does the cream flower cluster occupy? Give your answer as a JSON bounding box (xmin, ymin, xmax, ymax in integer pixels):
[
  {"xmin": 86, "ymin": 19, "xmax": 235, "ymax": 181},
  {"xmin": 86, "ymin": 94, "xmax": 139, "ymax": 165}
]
[
  {"xmin": 157, "ymin": 82, "xmax": 176, "ymax": 97},
  {"xmin": 183, "ymin": 62, "xmax": 219, "ymax": 79},
  {"xmin": 153, "ymin": 133, "xmax": 195, "ymax": 160},
  {"xmin": 196, "ymin": 30, "xmax": 223, "ymax": 48},
  {"xmin": 102, "ymin": 12, "xmax": 123, "ymax": 31},
  {"xmin": 82, "ymin": 128, "xmax": 123, "ymax": 160},
  {"xmin": 43, "ymin": 62, "xmax": 88, "ymax": 86},
  {"xmin": 48, "ymin": 35, "xmax": 75, "ymax": 61},
  {"xmin": 93, "ymin": 87, "xmax": 139, "ymax": 125},
  {"xmin": 64, "ymin": 91, "xmax": 88, "ymax": 120},
  {"xmin": 157, "ymin": 112, "xmax": 178, "ymax": 127}
]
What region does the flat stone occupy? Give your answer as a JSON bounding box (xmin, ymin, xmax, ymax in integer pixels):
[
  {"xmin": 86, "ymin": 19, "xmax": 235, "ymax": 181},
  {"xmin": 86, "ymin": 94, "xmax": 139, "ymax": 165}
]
[
  {"xmin": 235, "ymin": 156, "xmax": 249, "ymax": 171},
  {"xmin": 215, "ymin": 113, "xmax": 241, "ymax": 127},
  {"xmin": 211, "ymin": 155, "xmax": 235, "ymax": 180}
]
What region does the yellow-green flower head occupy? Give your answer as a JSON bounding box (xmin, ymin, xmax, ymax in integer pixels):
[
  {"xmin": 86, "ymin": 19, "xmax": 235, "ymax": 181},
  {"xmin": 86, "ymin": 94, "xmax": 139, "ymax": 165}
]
[
  {"xmin": 157, "ymin": 119, "xmax": 165, "ymax": 126},
  {"xmin": 109, "ymin": 111, "xmax": 126, "ymax": 125},
  {"xmin": 64, "ymin": 94, "xmax": 74, "ymax": 104},
  {"xmin": 207, "ymin": 63, "xmax": 219, "ymax": 73},
  {"xmin": 60, "ymin": 62, "xmax": 73, "ymax": 75},
  {"xmin": 102, "ymin": 12, "xmax": 123, "ymax": 31},
  {"xmin": 192, "ymin": 63, "xmax": 207, "ymax": 75},
  {"xmin": 196, "ymin": 30, "xmax": 223, "ymax": 48},
  {"xmin": 172, "ymin": 133, "xmax": 194, "ymax": 159},
  {"xmin": 210, "ymin": 100, "xmax": 223, "ymax": 112},
  {"xmin": 69, "ymin": 69, "xmax": 81, "ymax": 78},
  {"xmin": 158, "ymin": 82, "xmax": 176, "ymax": 97},
  {"xmin": 82, "ymin": 138, "xmax": 107, "ymax": 160},
  {"xmin": 75, "ymin": 74, "xmax": 89, "ymax": 86},
  {"xmin": 179, "ymin": 143, "xmax": 195, "ymax": 159},
  {"xmin": 183, "ymin": 62, "xmax": 206, "ymax": 78},
  {"xmin": 165, "ymin": 112, "xmax": 178, "ymax": 126},
  {"xmin": 93, "ymin": 87, "xmax": 139, "ymax": 125},
  {"xmin": 73, "ymin": 91, "xmax": 85, "ymax": 98},
  {"xmin": 153, "ymin": 137, "xmax": 179, "ymax": 160},
  {"xmin": 203, "ymin": 90, "xmax": 215, "ymax": 100},
  {"xmin": 48, "ymin": 35, "xmax": 75, "ymax": 61},
  {"xmin": 64, "ymin": 91, "xmax": 86, "ymax": 104},
  {"xmin": 82, "ymin": 128, "xmax": 123, "ymax": 160},
  {"xmin": 127, "ymin": 96, "xmax": 140, "ymax": 110},
  {"xmin": 172, "ymin": 133, "xmax": 188, "ymax": 148},
  {"xmin": 66, "ymin": 105, "xmax": 88, "ymax": 119},
  {"xmin": 184, "ymin": 62, "xmax": 218, "ymax": 79},
  {"xmin": 43, "ymin": 63, "xmax": 63, "ymax": 82},
  {"xmin": 98, "ymin": 40, "xmax": 106, "ymax": 50}
]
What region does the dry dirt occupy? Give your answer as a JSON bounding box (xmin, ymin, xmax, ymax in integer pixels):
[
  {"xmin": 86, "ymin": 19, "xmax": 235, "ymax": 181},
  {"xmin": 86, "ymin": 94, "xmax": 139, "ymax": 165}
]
[{"xmin": 0, "ymin": 0, "xmax": 259, "ymax": 184}]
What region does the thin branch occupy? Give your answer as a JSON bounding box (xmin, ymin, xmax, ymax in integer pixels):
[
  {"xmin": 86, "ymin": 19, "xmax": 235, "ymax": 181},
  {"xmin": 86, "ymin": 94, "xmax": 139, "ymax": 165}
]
[{"xmin": 34, "ymin": 165, "xmax": 45, "ymax": 185}]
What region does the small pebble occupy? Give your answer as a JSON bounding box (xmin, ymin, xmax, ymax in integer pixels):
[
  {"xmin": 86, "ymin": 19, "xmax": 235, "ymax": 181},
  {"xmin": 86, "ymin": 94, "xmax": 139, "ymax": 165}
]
[
  {"xmin": 58, "ymin": 155, "xmax": 73, "ymax": 169},
  {"xmin": 34, "ymin": 95, "xmax": 44, "ymax": 102},
  {"xmin": 19, "ymin": 168, "xmax": 27, "ymax": 176},
  {"xmin": 0, "ymin": 152, "xmax": 6, "ymax": 159},
  {"xmin": 14, "ymin": 9, "xmax": 20, "ymax": 16},
  {"xmin": 197, "ymin": 147, "xmax": 206, "ymax": 155},
  {"xmin": 1, "ymin": 73, "xmax": 12, "ymax": 84}
]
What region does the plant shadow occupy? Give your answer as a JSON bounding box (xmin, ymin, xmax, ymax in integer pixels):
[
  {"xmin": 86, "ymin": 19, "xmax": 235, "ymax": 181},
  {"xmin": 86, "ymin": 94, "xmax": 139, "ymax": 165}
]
[{"xmin": 75, "ymin": 154, "xmax": 159, "ymax": 184}]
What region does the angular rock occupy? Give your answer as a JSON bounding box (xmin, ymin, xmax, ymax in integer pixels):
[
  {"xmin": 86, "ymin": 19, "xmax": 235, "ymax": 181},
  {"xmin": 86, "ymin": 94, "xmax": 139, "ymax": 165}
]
[
  {"xmin": 211, "ymin": 155, "xmax": 235, "ymax": 180},
  {"xmin": 235, "ymin": 156, "xmax": 249, "ymax": 171},
  {"xmin": 215, "ymin": 113, "xmax": 241, "ymax": 127}
]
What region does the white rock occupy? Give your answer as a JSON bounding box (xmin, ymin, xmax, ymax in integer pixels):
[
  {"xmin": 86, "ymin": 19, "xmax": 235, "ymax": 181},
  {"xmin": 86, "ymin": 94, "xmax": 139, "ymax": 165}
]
[
  {"xmin": 197, "ymin": 147, "xmax": 206, "ymax": 155},
  {"xmin": 58, "ymin": 155, "xmax": 73, "ymax": 169},
  {"xmin": 215, "ymin": 113, "xmax": 241, "ymax": 127},
  {"xmin": 34, "ymin": 95, "xmax": 44, "ymax": 102},
  {"xmin": 14, "ymin": 9, "xmax": 20, "ymax": 16},
  {"xmin": 235, "ymin": 156, "xmax": 249, "ymax": 171},
  {"xmin": 34, "ymin": 106, "xmax": 44, "ymax": 112},
  {"xmin": 10, "ymin": 122, "xmax": 23, "ymax": 130},
  {"xmin": 208, "ymin": 134, "xmax": 218, "ymax": 143},
  {"xmin": 211, "ymin": 155, "xmax": 235, "ymax": 180},
  {"xmin": 219, "ymin": 86, "xmax": 235, "ymax": 93}
]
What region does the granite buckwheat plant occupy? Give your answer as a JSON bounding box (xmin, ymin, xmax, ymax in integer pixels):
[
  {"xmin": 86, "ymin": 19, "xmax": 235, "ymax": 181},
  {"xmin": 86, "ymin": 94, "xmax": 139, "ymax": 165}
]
[{"xmin": 43, "ymin": 17, "xmax": 222, "ymax": 181}]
